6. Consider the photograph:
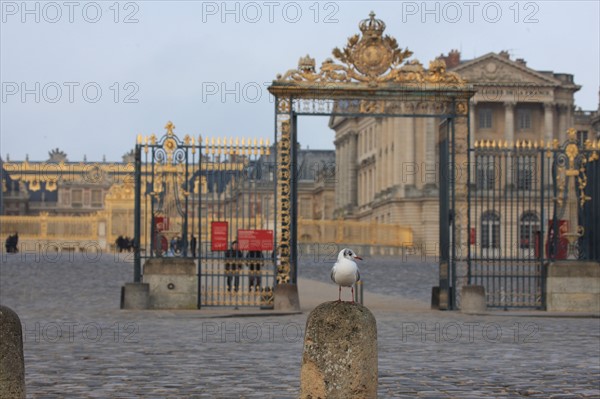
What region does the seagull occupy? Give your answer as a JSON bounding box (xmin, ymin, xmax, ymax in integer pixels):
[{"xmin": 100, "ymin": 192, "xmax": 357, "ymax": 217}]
[{"xmin": 331, "ymin": 248, "xmax": 362, "ymax": 302}]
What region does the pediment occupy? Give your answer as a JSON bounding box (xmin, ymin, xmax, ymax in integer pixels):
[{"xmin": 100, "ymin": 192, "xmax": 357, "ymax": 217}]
[{"xmin": 452, "ymin": 53, "xmax": 559, "ymax": 86}]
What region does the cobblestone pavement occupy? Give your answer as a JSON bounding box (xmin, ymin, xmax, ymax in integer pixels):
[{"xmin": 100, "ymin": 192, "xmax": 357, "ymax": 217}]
[{"xmin": 1, "ymin": 252, "xmax": 599, "ymax": 398}]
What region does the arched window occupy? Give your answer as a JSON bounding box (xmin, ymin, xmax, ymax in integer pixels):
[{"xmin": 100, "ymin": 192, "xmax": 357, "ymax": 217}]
[
  {"xmin": 481, "ymin": 211, "xmax": 500, "ymax": 249},
  {"xmin": 519, "ymin": 212, "xmax": 540, "ymax": 249}
]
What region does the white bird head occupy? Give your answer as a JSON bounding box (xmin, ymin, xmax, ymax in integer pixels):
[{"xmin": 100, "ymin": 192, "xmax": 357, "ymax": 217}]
[{"xmin": 338, "ymin": 248, "xmax": 362, "ymax": 261}]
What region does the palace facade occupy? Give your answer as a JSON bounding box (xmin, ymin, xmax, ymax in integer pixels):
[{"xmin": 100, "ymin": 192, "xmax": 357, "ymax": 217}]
[{"xmin": 330, "ymin": 50, "xmax": 599, "ymax": 248}]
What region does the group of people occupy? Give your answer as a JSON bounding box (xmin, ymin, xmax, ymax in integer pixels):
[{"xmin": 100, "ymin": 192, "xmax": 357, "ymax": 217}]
[
  {"xmin": 224, "ymin": 241, "xmax": 264, "ymax": 292},
  {"xmin": 5, "ymin": 232, "xmax": 19, "ymax": 253},
  {"xmin": 115, "ymin": 236, "xmax": 134, "ymax": 252}
]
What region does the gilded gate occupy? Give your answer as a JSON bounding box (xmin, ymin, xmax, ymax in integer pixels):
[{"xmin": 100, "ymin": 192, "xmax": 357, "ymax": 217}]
[{"xmin": 133, "ymin": 122, "xmax": 276, "ymax": 308}]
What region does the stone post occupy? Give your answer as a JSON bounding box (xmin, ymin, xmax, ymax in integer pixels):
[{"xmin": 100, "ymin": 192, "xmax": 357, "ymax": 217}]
[
  {"xmin": 300, "ymin": 301, "xmax": 377, "ymax": 398},
  {"xmin": 0, "ymin": 305, "xmax": 26, "ymax": 399}
]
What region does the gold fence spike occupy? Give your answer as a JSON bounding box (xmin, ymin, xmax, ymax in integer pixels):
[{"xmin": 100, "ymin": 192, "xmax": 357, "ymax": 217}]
[
  {"xmin": 552, "ymin": 139, "xmax": 559, "ymax": 149},
  {"xmin": 137, "ymin": 134, "xmax": 142, "ymax": 144},
  {"xmin": 474, "ymin": 140, "xmax": 479, "ymax": 148}
]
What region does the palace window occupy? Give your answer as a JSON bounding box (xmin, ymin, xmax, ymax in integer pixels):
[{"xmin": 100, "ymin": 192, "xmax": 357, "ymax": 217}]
[
  {"xmin": 476, "ymin": 157, "xmax": 497, "ymax": 190},
  {"xmin": 478, "ymin": 108, "xmax": 493, "ymax": 129},
  {"xmin": 481, "ymin": 211, "xmax": 500, "ymax": 249},
  {"xmin": 517, "ymin": 109, "xmax": 532, "ymax": 130},
  {"xmin": 577, "ymin": 130, "xmax": 588, "ymax": 146},
  {"xmin": 515, "ymin": 156, "xmax": 535, "ymax": 190},
  {"xmin": 519, "ymin": 212, "xmax": 540, "ymax": 249},
  {"xmin": 91, "ymin": 189, "xmax": 103, "ymax": 207},
  {"xmin": 71, "ymin": 189, "xmax": 83, "ymax": 208}
]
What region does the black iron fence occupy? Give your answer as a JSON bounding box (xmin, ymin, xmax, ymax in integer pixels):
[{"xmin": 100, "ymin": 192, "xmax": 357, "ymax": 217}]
[{"xmin": 468, "ymin": 131, "xmax": 599, "ymax": 308}]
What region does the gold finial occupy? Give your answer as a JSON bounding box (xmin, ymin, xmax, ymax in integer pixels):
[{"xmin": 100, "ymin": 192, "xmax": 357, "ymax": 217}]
[
  {"xmin": 567, "ymin": 127, "xmax": 576, "ymax": 141},
  {"xmin": 184, "ymin": 134, "xmax": 190, "ymax": 146},
  {"xmin": 137, "ymin": 134, "xmax": 142, "ymax": 144},
  {"xmin": 165, "ymin": 121, "xmax": 175, "ymax": 136}
]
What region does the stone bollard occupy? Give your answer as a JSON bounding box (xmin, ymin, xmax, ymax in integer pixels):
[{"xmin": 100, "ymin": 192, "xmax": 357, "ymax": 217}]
[
  {"xmin": 300, "ymin": 301, "xmax": 377, "ymax": 398},
  {"xmin": 461, "ymin": 285, "xmax": 487, "ymax": 314},
  {"xmin": 121, "ymin": 282, "xmax": 150, "ymax": 309},
  {"xmin": 0, "ymin": 305, "xmax": 26, "ymax": 399},
  {"xmin": 273, "ymin": 283, "xmax": 300, "ymax": 311}
]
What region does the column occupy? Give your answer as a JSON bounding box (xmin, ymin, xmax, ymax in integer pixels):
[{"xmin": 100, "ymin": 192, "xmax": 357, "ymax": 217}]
[
  {"xmin": 504, "ymin": 101, "xmax": 515, "ymax": 186},
  {"xmin": 425, "ymin": 111, "xmax": 437, "ymax": 188},
  {"xmin": 348, "ymin": 131, "xmax": 358, "ymax": 207},
  {"xmin": 334, "ymin": 136, "xmax": 343, "ymax": 210},
  {"xmin": 405, "ymin": 116, "xmax": 415, "ymax": 187},
  {"xmin": 557, "ymin": 104, "xmax": 568, "ymax": 143},
  {"xmin": 544, "ymin": 102, "xmax": 555, "ymax": 142}
]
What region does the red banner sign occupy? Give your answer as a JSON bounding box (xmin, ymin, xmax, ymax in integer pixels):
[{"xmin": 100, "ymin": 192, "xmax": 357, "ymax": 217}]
[
  {"xmin": 211, "ymin": 221, "xmax": 228, "ymax": 251},
  {"xmin": 237, "ymin": 229, "xmax": 274, "ymax": 251}
]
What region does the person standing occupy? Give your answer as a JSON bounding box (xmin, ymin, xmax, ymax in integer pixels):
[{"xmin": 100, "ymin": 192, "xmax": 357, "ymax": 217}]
[
  {"xmin": 190, "ymin": 235, "xmax": 197, "ymax": 258},
  {"xmin": 224, "ymin": 241, "xmax": 243, "ymax": 292},
  {"xmin": 246, "ymin": 250, "xmax": 263, "ymax": 291}
]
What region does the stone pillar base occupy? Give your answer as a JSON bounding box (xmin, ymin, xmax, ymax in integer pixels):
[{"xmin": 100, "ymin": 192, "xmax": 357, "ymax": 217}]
[
  {"xmin": 0, "ymin": 305, "xmax": 26, "ymax": 399},
  {"xmin": 461, "ymin": 285, "xmax": 486, "ymax": 314},
  {"xmin": 274, "ymin": 283, "xmax": 300, "ymax": 311},
  {"xmin": 121, "ymin": 282, "xmax": 150, "ymax": 310},
  {"xmin": 144, "ymin": 258, "xmax": 197, "ymax": 309},
  {"xmin": 300, "ymin": 301, "xmax": 377, "ymax": 398},
  {"xmin": 546, "ymin": 261, "xmax": 600, "ymax": 312}
]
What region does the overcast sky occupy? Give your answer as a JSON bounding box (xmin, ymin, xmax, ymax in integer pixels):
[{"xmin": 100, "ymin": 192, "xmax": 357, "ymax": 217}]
[{"xmin": 1, "ymin": 1, "xmax": 599, "ymax": 162}]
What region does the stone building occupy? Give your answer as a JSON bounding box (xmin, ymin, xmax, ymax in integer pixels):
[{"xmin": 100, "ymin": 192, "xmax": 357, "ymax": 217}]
[{"xmin": 329, "ymin": 50, "xmax": 598, "ymax": 248}]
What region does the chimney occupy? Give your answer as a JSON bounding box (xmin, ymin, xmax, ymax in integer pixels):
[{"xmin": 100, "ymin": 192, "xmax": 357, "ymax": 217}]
[
  {"xmin": 515, "ymin": 58, "xmax": 527, "ymax": 67},
  {"xmin": 440, "ymin": 49, "xmax": 461, "ymax": 69}
]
